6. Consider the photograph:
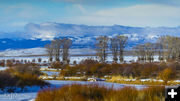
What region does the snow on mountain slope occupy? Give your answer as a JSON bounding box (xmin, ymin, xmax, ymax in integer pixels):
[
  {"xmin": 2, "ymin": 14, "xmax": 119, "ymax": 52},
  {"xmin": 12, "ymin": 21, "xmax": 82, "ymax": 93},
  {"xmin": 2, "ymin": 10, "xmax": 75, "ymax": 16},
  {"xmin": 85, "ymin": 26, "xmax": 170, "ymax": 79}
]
[
  {"xmin": 1, "ymin": 22, "xmax": 179, "ymax": 40},
  {"xmin": 0, "ymin": 48, "xmax": 46, "ymax": 56},
  {"xmin": 25, "ymin": 22, "xmax": 180, "ymax": 40},
  {"xmin": 0, "ymin": 48, "xmax": 96, "ymax": 56},
  {"xmin": 0, "ymin": 22, "xmax": 180, "ymax": 51}
]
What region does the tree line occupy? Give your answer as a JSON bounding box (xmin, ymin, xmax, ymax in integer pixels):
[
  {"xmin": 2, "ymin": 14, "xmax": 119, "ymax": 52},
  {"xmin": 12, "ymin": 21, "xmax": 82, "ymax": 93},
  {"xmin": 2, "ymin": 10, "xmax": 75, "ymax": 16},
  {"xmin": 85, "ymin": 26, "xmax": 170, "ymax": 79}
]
[
  {"xmin": 134, "ymin": 36, "xmax": 180, "ymax": 63},
  {"xmin": 95, "ymin": 35, "xmax": 128, "ymax": 63},
  {"xmin": 45, "ymin": 38, "xmax": 72, "ymax": 64},
  {"xmin": 45, "ymin": 35, "xmax": 180, "ymax": 64}
]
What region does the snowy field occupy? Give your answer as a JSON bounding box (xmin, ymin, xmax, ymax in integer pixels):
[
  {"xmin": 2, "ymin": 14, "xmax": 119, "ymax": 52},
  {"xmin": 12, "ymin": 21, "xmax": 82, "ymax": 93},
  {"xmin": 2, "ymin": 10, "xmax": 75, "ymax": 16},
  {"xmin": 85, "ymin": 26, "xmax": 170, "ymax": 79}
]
[
  {"xmin": 0, "ymin": 47, "xmax": 159, "ymax": 64},
  {"xmin": 42, "ymin": 71, "xmax": 59, "ymax": 76},
  {"xmin": 0, "ymin": 80, "xmax": 147, "ymax": 101},
  {"xmin": 0, "ymin": 55, "xmax": 160, "ymax": 64},
  {"xmin": 0, "ymin": 48, "xmax": 96, "ymax": 57}
]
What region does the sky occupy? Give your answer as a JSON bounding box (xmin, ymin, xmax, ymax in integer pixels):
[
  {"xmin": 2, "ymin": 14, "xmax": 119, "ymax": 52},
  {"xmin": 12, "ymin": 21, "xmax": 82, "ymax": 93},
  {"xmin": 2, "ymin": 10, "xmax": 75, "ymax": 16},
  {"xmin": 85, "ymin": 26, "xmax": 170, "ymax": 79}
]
[{"xmin": 0, "ymin": 0, "xmax": 180, "ymax": 32}]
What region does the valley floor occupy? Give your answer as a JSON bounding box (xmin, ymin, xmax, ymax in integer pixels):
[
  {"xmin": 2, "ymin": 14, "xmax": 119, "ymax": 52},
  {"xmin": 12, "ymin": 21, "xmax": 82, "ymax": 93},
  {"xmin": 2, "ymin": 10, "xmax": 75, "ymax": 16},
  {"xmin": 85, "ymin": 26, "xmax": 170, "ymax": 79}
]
[{"xmin": 0, "ymin": 80, "xmax": 147, "ymax": 101}]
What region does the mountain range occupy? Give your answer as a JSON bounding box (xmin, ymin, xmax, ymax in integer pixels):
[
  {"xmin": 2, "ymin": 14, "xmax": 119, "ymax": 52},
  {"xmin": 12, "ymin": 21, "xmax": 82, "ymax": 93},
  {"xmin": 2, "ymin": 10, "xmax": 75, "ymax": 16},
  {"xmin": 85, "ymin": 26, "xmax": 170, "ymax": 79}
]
[{"xmin": 0, "ymin": 22, "xmax": 180, "ymax": 51}]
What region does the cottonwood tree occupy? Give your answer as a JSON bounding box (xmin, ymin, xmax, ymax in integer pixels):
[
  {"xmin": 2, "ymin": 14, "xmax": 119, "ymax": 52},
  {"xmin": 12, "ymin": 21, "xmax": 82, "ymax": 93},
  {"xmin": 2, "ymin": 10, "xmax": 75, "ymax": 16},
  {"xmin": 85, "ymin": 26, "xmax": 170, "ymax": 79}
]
[
  {"xmin": 144, "ymin": 43, "xmax": 155, "ymax": 63},
  {"xmin": 96, "ymin": 36, "xmax": 109, "ymax": 63},
  {"xmin": 110, "ymin": 37, "xmax": 119, "ymax": 63},
  {"xmin": 61, "ymin": 38, "xmax": 72, "ymax": 64},
  {"xmin": 45, "ymin": 43, "xmax": 54, "ymax": 62},
  {"xmin": 134, "ymin": 43, "xmax": 155, "ymax": 63},
  {"xmin": 167, "ymin": 36, "xmax": 180, "ymax": 61},
  {"xmin": 133, "ymin": 44, "xmax": 146, "ymax": 62},
  {"xmin": 157, "ymin": 36, "xmax": 180, "ymax": 62},
  {"xmin": 156, "ymin": 36, "xmax": 166, "ymax": 62},
  {"xmin": 52, "ymin": 39, "xmax": 62, "ymax": 61},
  {"xmin": 117, "ymin": 35, "xmax": 128, "ymax": 63}
]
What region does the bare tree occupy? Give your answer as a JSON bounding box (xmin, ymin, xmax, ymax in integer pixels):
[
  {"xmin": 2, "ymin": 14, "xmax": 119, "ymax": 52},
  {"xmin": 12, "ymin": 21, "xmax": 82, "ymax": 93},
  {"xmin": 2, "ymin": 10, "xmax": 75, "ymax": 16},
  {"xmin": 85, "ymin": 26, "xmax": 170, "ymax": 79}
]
[
  {"xmin": 144, "ymin": 43, "xmax": 155, "ymax": 63},
  {"xmin": 61, "ymin": 38, "xmax": 72, "ymax": 64},
  {"xmin": 156, "ymin": 36, "xmax": 166, "ymax": 62},
  {"xmin": 134, "ymin": 43, "xmax": 155, "ymax": 63},
  {"xmin": 163, "ymin": 36, "xmax": 180, "ymax": 62},
  {"xmin": 45, "ymin": 43, "xmax": 54, "ymax": 62},
  {"xmin": 110, "ymin": 37, "xmax": 118, "ymax": 63},
  {"xmin": 96, "ymin": 36, "xmax": 109, "ymax": 63},
  {"xmin": 117, "ymin": 35, "xmax": 128, "ymax": 63},
  {"xmin": 133, "ymin": 44, "xmax": 146, "ymax": 62},
  {"xmin": 52, "ymin": 39, "xmax": 62, "ymax": 62}
]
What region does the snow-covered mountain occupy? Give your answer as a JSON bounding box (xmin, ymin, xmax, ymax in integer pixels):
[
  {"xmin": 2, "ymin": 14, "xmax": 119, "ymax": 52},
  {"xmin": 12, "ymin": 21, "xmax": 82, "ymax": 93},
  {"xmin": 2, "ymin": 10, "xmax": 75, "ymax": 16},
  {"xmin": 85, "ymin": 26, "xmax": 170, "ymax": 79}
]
[
  {"xmin": 0, "ymin": 22, "xmax": 180, "ymax": 51},
  {"xmin": 0, "ymin": 48, "xmax": 96, "ymax": 56},
  {"xmin": 24, "ymin": 22, "xmax": 180, "ymax": 40}
]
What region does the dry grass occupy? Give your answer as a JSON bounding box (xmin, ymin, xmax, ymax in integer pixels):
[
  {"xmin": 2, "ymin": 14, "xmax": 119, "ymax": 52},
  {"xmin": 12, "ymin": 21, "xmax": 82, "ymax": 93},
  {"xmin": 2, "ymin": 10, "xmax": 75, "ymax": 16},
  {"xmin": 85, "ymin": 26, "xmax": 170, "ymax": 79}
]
[
  {"xmin": 108, "ymin": 75, "xmax": 180, "ymax": 85},
  {"xmin": 36, "ymin": 84, "xmax": 165, "ymax": 101}
]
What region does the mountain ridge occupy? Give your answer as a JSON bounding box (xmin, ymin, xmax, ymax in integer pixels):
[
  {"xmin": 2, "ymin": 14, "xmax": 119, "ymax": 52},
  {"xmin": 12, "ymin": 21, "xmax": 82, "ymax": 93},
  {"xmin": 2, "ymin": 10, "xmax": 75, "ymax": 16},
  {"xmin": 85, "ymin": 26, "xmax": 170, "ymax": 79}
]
[{"xmin": 0, "ymin": 22, "xmax": 180, "ymax": 50}]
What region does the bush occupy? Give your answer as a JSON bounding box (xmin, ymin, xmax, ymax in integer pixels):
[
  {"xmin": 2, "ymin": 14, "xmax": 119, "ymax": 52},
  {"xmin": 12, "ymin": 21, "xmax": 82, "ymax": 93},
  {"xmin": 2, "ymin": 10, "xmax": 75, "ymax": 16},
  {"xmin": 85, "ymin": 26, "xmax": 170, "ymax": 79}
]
[
  {"xmin": 0, "ymin": 71, "xmax": 18, "ymax": 92},
  {"xmin": 158, "ymin": 68, "xmax": 176, "ymax": 84},
  {"xmin": 10, "ymin": 63, "xmax": 42, "ymax": 76},
  {"xmin": 0, "ymin": 64, "xmax": 49, "ymax": 92},
  {"xmin": 0, "ymin": 60, "xmax": 5, "ymax": 67},
  {"xmin": 36, "ymin": 84, "xmax": 165, "ymax": 101},
  {"xmin": 36, "ymin": 84, "xmax": 110, "ymax": 101},
  {"xmin": 6, "ymin": 60, "xmax": 14, "ymax": 67},
  {"xmin": 79, "ymin": 59, "xmax": 99, "ymax": 66},
  {"xmin": 50, "ymin": 61, "xmax": 63, "ymax": 69},
  {"xmin": 57, "ymin": 61, "xmax": 179, "ymax": 83},
  {"xmin": 38, "ymin": 58, "xmax": 42, "ymax": 63},
  {"xmin": 32, "ymin": 59, "xmax": 36, "ymax": 63},
  {"xmin": 140, "ymin": 86, "xmax": 165, "ymax": 101},
  {"xmin": 108, "ymin": 87, "xmax": 138, "ymax": 101}
]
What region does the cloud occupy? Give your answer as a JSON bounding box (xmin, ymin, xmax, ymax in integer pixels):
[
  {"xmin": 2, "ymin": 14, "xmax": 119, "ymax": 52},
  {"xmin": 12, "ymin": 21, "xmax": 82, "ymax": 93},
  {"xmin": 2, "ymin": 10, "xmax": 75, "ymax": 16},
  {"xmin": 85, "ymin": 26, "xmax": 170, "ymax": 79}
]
[
  {"xmin": 74, "ymin": 4, "xmax": 86, "ymax": 14},
  {"xmin": 142, "ymin": 0, "xmax": 180, "ymax": 6},
  {"xmin": 52, "ymin": 0, "xmax": 122, "ymax": 5},
  {"xmin": 52, "ymin": 0, "xmax": 180, "ymax": 6},
  {"xmin": 69, "ymin": 4, "xmax": 180, "ymax": 27},
  {"xmin": 53, "ymin": 0, "xmax": 101, "ymax": 4},
  {"xmin": 0, "ymin": 3, "xmax": 48, "ymax": 31},
  {"xmin": 25, "ymin": 23, "xmax": 60, "ymax": 40},
  {"xmin": 2, "ymin": 3, "xmax": 46, "ymax": 19},
  {"xmin": 11, "ymin": 22, "xmax": 28, "ymax": 27}
]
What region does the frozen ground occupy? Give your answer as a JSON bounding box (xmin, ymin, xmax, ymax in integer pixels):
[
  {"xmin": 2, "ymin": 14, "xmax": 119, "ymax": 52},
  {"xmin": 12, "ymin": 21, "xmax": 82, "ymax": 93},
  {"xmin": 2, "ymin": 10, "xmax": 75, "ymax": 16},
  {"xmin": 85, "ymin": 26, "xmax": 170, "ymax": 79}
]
[
  {"xmin": 0, "ymin": 46, "xmax": 161, "ymax": 64},
  {"xmin": 0, "ymin": 67, "xmax": 6, "ymax": 71},
  {"xmin": 0, "ymin": 55, "xmax": 160, "ymax": 64},
  {"xmin": 0, "ymin": 80, "xmax": 147, "ymax": 101},
  {"xmin": 42, "ymin": 71, "xmax": 59, "ymax": 76}
]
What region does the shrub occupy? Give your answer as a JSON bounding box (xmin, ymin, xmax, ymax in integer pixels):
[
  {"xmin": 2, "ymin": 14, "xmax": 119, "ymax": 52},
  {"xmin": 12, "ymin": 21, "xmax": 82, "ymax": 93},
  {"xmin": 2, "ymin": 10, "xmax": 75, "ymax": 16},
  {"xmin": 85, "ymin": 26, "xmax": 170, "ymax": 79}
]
[
  {"xmin": 56, "ymin": 61, "xmax": 179, "ymax": 82},
  {"xmin": 108, "ymin": 87, "xmax": 138, "ymax": 101},
  {"xmin": 0, "ymin": 60, "xmax": 5, "ymax": 67},
  {"xmin": 6, "ymin": 60, "xmax": 13, "ymax": 67},
  {"xmin": 141, "ymin": 64, "xmax": 158, "ymax": 78},
  {"xmin": 0, "ymin": 63, "xmax": 49, "ymax": 92},
  {"xmin": 73, "ymin": 60, "xmax": 77, "ymax": 65},
  {"xmin": 60, "ymin": 65, "xmax": 80, "ymax": 76},
  {"xmin": 38, "ymin": 58, "xmax": 42, "ymax": 63},
  {"xmin": 50, "ymin": 61, "xmax": 63, "ymax": 69},
  {"xmin": 158, "ymin": 68, "xmax": 176, "ymax": 84},
  {"xmin": 79, "ymin": 58, "xmax": 99, "ymax": 66},
  {"xmin": 0, "ymin": 71, "xmax": 18, "ymax": 92},
  {"xmin": 32, "ymin": 59, "xmax": 36, "ymax": 63},
  {"xmin": 0, "ymin": 70, "xmax": 49, "ymax": 92},
  {"xmin": 36, "ymin": 84, "xmax": 165, "ymax": 101},
  {"xmin": 140, "ymin": 86, "xmax": 165, "ymax": 101},
  {"xmin": 10, "ymin": 63, "xmax": 41, "ymax": 76},
  {"xmin": 36, "ymin": 84, "xmax": 110, "ymax": 101},
  {"xmin": 24, "ymin": 60, "xmax": 27, "ymax": 63}
]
